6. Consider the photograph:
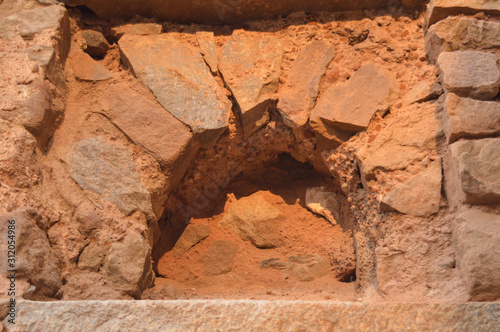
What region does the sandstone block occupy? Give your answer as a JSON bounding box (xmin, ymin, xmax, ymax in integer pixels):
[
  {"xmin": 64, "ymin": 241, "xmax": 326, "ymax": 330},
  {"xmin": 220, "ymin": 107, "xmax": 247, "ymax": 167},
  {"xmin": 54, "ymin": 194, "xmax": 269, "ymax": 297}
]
[
  {"xmin": 219, "ymin": 31, "xmax": 283, "ymax": 137},
  {"xmin": 444, "ymin": 138, "xmax": 500, "ymax": 205},
  {"xmin": 442, "ymin": 93, "xmax": 500, "ymax": 143},
  {"xmin": 81, "ymin": 30, "xmax": 109, "ymax": 58},
  {"xmin": 219, "ymin": 192, "xmax": 282, "ymax": 249},
  {"xmin": 310, "ymin": 64, "xmax": 398, "ymax": 135},
  {"xmin": 425, "ymin": 0, "xmax": 500, "ymax": 31},
  {"xmin": 99, "ymin": 83, "xmax": 197, "ymax": 193},
  {"xmin": 425, "ymin": 17, "xmax": 500, "ymax": 64},
  {"xmin": 0, "ymin": 208, "xmax": 61, "ymax": 298},
  {"xmin": 65, "ymin": 137, "xmax": 155, "ymax": 219},
  {"xmin": 278, "ymin": 41, "xmax": 335, "ymax": 129},
  {"xmin": 196, "ymin": 31, "xmax": 218, "ymax": 74},
  {"xmin": 380, "ymin": 160, "xmax": 442, "ymax": 218},
  {"xmin": 453, "ymin": 208, "xmax": 500, "ymax": 301},
  {"xmin": 110, "ymin": 23, "xmax": 162, "ymax": 40},
  {"xmin": 69, "ymin": 50, "xmax": 113, "ymax": 81},
  {"xmin": 119, "ymin": 34, "xmax": 232, "ymax": 146},
  {"xmin": 437, "ymin": 51, "xmax": 500, "ymax": 100}
]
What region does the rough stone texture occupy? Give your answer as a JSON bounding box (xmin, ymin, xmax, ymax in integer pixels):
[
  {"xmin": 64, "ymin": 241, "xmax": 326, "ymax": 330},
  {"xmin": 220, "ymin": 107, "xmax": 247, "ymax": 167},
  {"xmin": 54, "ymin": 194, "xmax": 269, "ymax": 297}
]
[
  {"xmin": 305, "ymin": 187, "xmax": 341, "ymax": 225},
  {"xmin": 101, "ymin": 232, "xmax": 154, "ymax": 298},
  {"xmin": 437, "ymin": 51, "xmax": 500, "ymax": 100},
  {"xmin": 260, "ymin": 255, "xmax": 331, "ymax": 281},
  {"xmin": 444, "ymin": 138, "xmax": 500, "ymax": 206},
  {"xmin": 219, "ymin": 193, "xmax": 282, "ymax": 249},
  {"xmin": 425, "ymin": 17, "xmax": 500, "ymax": 64},
  {"xmin": 69, "ymin": 50, "xmax": 113, "ymax": 81},
  {"xmin": 0, "ymin": 120, "xmax": 39, "ymax": 189},
  {"xmin": 310, "ymin": 64, "xmax": 398, "ymax": 135},
  {"xmin": 356, "ymin": 103, "xmax": 441, "ymax": 180},
  {"xmin": 278, "ymin": 41, "xmax": 335, "ymax": 129},
  {"xmin": 98, "ymin": 83, "xmax": 197, "ymax": 193},
  {"xmin": 173, "ymin": 224, "xmax": 210, "ymax": 258},
  {"xmin": 375, "ymin": 246, "xmax": 405, "ymax": 291},
  {"xmin": 64, "ymin": 137, "xmax": 155, "ymax": 219},
  {"xmin": 0, "ymin": 208, "xmax": 61, "ymax": 298},
  {"xmin": 110, "ymin": 23, "xmax": 162, "ymax": 40},
  {"xmin": 6, "ymin": 300, "xmax": 500, "ymax": 331},
  {"xmin": 119, "ymin": 34, "xmax": 232, "ymax": 146},
  {"xmin": 61, "ymin": 0, "xmax": 427, "ymax": 25},
  {"xmin": 380, "ymin": 160, "xmax": 442, "ymax": 218},
  {"xmin": 454, "ymin": 208, "xmax": 500, "ymax": 301},
  {"xmin": 196, "ymin": 31, "xmax": 218, "ymax": 74},
  {"xmin": 425, "ymin": 0, "xmax": 500, "ymax": 31},
  {"xmin": 402, "ymin": 81, "xmax": 443, "ymax": 105},
  {"xmin": 219, "ymin": 31, "xmax": 283, "ymax": 137},
  {"xmin": 200, "ymin": 241, "xmax": 237, "ymax": 276},
  {"xmin": 442, "ymin": 93, "xmax": 500, "ymax": 143},
  {"xmin": 81, "ymin": 30, "xmax": 109, "ymax": 58}
]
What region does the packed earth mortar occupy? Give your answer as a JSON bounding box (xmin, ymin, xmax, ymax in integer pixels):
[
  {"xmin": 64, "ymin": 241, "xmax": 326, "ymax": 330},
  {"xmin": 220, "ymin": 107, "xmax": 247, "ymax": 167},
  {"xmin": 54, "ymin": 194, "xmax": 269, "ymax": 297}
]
[{"xmin": 0, "ymin": 0, "xmax": 499, "ymax": 316}]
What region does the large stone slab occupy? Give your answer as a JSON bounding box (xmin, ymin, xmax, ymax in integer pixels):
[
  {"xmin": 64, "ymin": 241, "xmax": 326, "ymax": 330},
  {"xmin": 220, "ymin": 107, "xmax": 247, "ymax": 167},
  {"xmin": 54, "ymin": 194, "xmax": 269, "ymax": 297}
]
[
  {"xmin": 278, "ymin": 40, "xmax": 335, "ymax": 129},
  {"xmin": 310, "ymin": 64, "xmax": 398, "ymax": 135},
  {"xmin": 444, "ymin": 138, "xmax": 500, "ymax": 205},
  {"xmin": 425, "ymin": 0, "xmax": 500, "ymax": 31},
  {"xmin": 454, "ymin": 208, "xmax": 500, "ymax": 301},
  {"xmin": 99, "ymin": 83, "xmax": 197, "ymax": 193},
  {"xmin": 0, "ymin": 208, "xmax": 61, "ymax": 298},
  {"xmin": 119, "ymin": 34, "xmax": 232, "ymax": 146},
  {"xmin": 356, "ymin": 103, "xmax": 441, "ymax": 180},
  {"xmin": 437, "ymin": 51, "xmax": 500, "ymax": 100},
  {"xmin": 442, "ymin": 93, "xmax": 500, "ymax": 143},
  {"xmin": 380, "ymin": 160, "xmax": 442, "ymax": 218},
  {"xmin": 64, "ymin": 137, "xmax": 155, "ymax": 219},
  {"xmin": 6, "ymin": 300, "xmax": 500, "ymax": 331},
  {"xmin": 425, "ymin": 17, "xmax": 500, "ymax": 64},
  {"xmin": 69, "ymin": 50, "xmax": 113, "ymax": 81},
  {"xmin": 219, "ymin": 31, "xmax": 283, "ymax": 138},
  {"xmin": 61, "ymin": 0, "xmax": 427, "ymax": 25}
]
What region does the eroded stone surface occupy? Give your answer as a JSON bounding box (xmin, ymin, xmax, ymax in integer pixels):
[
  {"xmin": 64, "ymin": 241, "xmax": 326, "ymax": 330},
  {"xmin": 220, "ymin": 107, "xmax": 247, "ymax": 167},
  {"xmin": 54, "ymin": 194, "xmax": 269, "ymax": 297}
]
[
  {"xmin": 196, "ymin": 31, "xmax": 218, "ymax": 74},
  {"xmin": 69, "ymin": 51, "xmax": 113, "ymax": 81},
  {"xmin": 444, "ymin": 138, "xmax": 500, "ymax": 205},
  {"xmin": 310, "ymin": 64, "xmax": 398, "ymax": 134},
  {"xmin": 454, "ymin": 208, "xmax": 500, "ymax": 301},
  {"xmin": 425, "ymin": 0, "xmax": 500, "ymax": 31},
  {"xmin": 442, "ymin": 93, "xmax": 500, "ymax": 143},
  {"xmin": 110, "ymin": 23, "xmax": 162, "ymax": 40},
  {"xmin": 437, "ymin": 51, "xmax": 500, "ymax": 100},
  {"xmin": 426, "ymin": 17, "xmax": 500, "ymax": 64},
  {"xmin": 7, "ymin": 300, "xmax": 500, "ymax": 331},
  {"xmin": 278, "ymin": 40, "xmax": 335, "ymax": 129},
  {"xmin": 64, "ymin": 137, "xmax": 155, "ymax": 219},
  {"xmin": 0, "ymin": 208, "xmax": 61, "ymax": 298},
  {"xmin": 98, "ymin": 83, "xmax": 196, "ymax": 193},
  {"xmin": 219, "ymin": 31, "xmax": 283, "ymax": 137},
  {"xmin": 305, "ymin": 187, "xmax": 341, "ymax": 225},
  {"xmin": 380, "ymin": 160, "xmax": 442, "ymax": 218},
  {"xmin": 119, "ymin": 34, "xmax": 231, "ymax": 146},
  {"xmin": 219, "ymin": 193, "xmax": 282, "ymax": 249}
]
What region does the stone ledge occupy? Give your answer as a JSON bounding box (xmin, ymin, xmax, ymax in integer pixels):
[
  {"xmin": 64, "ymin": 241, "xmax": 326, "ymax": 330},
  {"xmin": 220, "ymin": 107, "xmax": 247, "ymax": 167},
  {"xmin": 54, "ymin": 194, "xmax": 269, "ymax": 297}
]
[{"xmin": 4, "ymin": 300, "xmax": 500, "ymax": 331}]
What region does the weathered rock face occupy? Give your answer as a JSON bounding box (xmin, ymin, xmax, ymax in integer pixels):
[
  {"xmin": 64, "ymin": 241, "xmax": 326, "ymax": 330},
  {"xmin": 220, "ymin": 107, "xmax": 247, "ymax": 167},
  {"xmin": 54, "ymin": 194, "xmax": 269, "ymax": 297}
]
[
  {"xmin": 219, "ymin": 193, "xmax": 282, "ymax": 249},
  {"xmin": 356, "ymin": 103, "xmax": 440, "ymax": 180},
  {"xmin": 310, "ymin": 64, "xmax": 398, "ymax": 135},
  {"xmin": 98, "ymin": 83, "xmax": 197, "ymax": 193},
  {"xmin": 442, "ymin": 93, "xmax": 500, "ymax": 143},
  {"xmin": 173, "ymin": 224, "xmax": 210, "ymax": 258},
  {"xmin": 0, "ymin": 208, "xmax": 61, "ymax": 298},
  {"xmin": 119, "ymin": 34, "xmax": 232, "ymax": 146},
  {"xmin": 437, "ymin": 51, "xmax": 500, "ymax": 100},
  {"xmin": 425, "ymin": 0, "xmax": 500, "ymax": 31},
  {"xmin": 101, "ymin": 232, "xmax": 155, "ymax": 298},
  {"xmin": 219, "ymin": 31, "xmax": 283, "ymax": 138},
  {"xmin": 426, "ymin": 17, "xmax": 500, "ymax": 63},
  {"xmin": 380, "ymin": 160, "xmax": 442, "ymax": 218},
  {"xmin": 64, "ymin": 137, "xmax": 155, "ymax": 219},
  {"xmin": 196, "ymin": 31, "xmax": 218, "ymax": 75},
  {"xmin": 305, "ymin": 187, "xmax": 341, "ymax": 225},
  {"xmin": 454, "ymin": 208, "xmax": 500, "ymax": 301},
  {"xmin": 110, "ymin": 23, "xmax": 162, "ymax": 40},
  {"xmin": 278, "ymin": 40, "xmax": 335, "ymax": 129},
  {"xmin": 8, "ymin": 300, "xmax": 500, "ymax": 331},
  {"xmin": 61, "ymin": 0, "xmax": 427, "ymax": 25},
  {"xmin": 444, "ymin": 138, "xmax": 500, "ymax": 206}
]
